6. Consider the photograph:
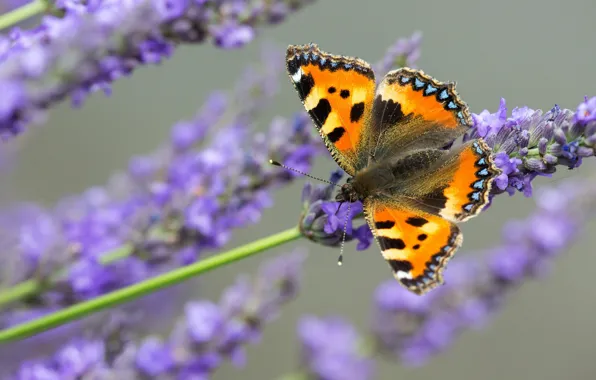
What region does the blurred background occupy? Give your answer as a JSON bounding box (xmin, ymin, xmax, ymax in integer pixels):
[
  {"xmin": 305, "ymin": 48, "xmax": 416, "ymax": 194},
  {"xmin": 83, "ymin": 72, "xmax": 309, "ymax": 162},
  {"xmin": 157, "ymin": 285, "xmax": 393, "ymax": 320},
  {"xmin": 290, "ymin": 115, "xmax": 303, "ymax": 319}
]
[{"xmin": 1, "ymin": 0, "xmax": 596, "ymax": 379}]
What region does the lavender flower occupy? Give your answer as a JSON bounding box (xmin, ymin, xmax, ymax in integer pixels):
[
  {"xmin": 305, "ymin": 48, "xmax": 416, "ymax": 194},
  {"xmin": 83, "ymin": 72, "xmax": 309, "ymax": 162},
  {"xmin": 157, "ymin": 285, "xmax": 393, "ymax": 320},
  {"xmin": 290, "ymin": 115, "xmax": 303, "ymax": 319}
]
[
  {"xmin": 0, "ymin": 0, "xmax": 315, "ymax": 137},
  {"xmin": 370, "ymin": 179, "xmax": 596, "ymax": 366},
  {"xmin": 297, "ymin": 315, "xmax": 375, "ymax": 380},
  {"xmin": 373, "ymin": 31, "xmax": 422, "ymax": 76},
  {"xmin": 299, "ymin": 171, "xmax": 373, "ymax": 250},
  {"xmin": 0, "ymin": 47, "xmax": 322, "ymax": 326},
  {"xmin": 464, "ymin": 97, "xmax": 596, "ymax": 196},
  {"xmin": 9, "ymin": 250, "xmax": 307, "ymax": 379}
]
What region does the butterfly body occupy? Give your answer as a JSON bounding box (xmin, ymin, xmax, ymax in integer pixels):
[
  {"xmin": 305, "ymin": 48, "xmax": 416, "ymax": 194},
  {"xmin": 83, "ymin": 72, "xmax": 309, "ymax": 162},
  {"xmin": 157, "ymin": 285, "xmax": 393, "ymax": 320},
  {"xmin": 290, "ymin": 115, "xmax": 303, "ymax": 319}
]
[{"xmin": 286, "ymin": 44, "xmax": 500, "ymax": 294}]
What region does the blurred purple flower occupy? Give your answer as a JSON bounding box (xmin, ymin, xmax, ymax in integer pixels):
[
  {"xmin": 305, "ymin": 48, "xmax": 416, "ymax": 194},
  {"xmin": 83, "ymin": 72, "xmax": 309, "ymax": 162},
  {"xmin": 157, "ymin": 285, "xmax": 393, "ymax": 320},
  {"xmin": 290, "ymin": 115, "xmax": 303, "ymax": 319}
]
[
  {"xmin": 185, "ymin": 301, "xmax": 224, "ymax": 343},
  {"xmin": 0, "ymin": 47, "xmax": 322, "ymax": 327},
  {"xmin": 298, "ymin": 315, "xmax": 375, "ymax": 380},
  {"xmin": 212, "ymin": 22, "xmax": 255, "ymax": 49},
  {"xmin": 373, "ymin": 31, "xmax": 422, "ymax": 76},
  {"xmin": 9, "ymin": 250, "xmax": 307, "ymax": 378},
  {"xmin": 14, "ymin": 339, "xmax": 107, "ymax": 379},
  {"xmin": 0, "ymin": 0, "xmax": 316, "ymax": 137},
  {"xmin": 135, "ymin": 337, "xmax": 174, "ymax": 376},
  {"xmin": 574, "ymin": 95, "xmax": 596, "ymax": 124}
]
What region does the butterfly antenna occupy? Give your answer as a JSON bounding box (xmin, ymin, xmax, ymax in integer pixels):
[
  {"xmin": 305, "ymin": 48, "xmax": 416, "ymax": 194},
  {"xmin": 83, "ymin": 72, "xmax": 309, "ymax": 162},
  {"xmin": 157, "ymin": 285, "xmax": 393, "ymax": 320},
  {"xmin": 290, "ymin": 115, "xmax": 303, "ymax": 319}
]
[
  {"xmin": 337, "ymin": 202, "xmax": 351, "ymax": 266},
  {"xmin": 269, "ymin": 160, "xmax": 341, "ymax": 187}
]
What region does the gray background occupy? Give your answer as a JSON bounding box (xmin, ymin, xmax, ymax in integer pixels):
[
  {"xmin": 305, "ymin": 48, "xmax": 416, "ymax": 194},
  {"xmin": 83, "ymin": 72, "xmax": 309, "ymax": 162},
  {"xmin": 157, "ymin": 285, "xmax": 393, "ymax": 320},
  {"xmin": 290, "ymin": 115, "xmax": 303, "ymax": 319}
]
[{"xmin": 2, "ymin": 0, "xmax": 596, "ymax": 378}]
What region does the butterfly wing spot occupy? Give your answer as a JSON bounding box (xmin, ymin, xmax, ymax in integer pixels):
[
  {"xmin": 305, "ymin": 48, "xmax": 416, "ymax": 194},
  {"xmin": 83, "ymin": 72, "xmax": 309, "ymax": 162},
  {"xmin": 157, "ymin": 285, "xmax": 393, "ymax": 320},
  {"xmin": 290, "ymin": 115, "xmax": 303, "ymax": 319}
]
[
  {"xmin": 290, "ymin": 67, "xmax": 303, "ymax": 83},
  {"xmin": 308, "ymin": 99, "xmax": 332, "ymax": 127},
  {"xmin": 375, "ymin": 220, "xmax": 395, "ymax": 229},
  {"xmin": 378, "ymin": 236, "xmax": 406, "ymax": 250},
  {"xmin": 424, "ymin": 84, "xmax": 438, "ymax": 95},
  {"xmin": 405, "ymin": 216, "xmax": 428, "ymax": 227},
  {"xmin": 296, "ymin": 70, "xmax": 315, "ymax": 99},
  {"xmin": 373, "ymin": 96, "xmax": 409, "ymax": 126},
  {"xmin": 286, "ymin": 44, "xmax": 376, "ymax": 175},
  {"xmin": 388, "ymin": 259, "xmax": 413, "ymax": 280},
  {"xmin": 350, "ymin": 103, "xmax": 365, "ymax": 123},
  {"xmin": 439, "ymin": 139, "xmax": 501, "ymax": 222},
  {"xmin": 326, "ymin": 126, "xmax": 346, "ymax": 143},
  {"xmin": 366, "ymin": 201, "xmax": 462, "ymax": 295}
]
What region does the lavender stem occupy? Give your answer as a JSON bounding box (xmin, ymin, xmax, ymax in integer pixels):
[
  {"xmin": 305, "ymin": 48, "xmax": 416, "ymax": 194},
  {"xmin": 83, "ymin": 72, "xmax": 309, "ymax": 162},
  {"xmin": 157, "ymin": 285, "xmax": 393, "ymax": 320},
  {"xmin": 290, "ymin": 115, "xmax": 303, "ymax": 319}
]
[
  {"xmin": 0, "ymin": 226, "xmax": 301, "ymax": 342},
  {"xmin": 0, "ymin": 0, "xmax": 46, "ymax": 30},
  {"xmin": 0, "ymin": 244, "xmax": 133, "ymax": 308}
]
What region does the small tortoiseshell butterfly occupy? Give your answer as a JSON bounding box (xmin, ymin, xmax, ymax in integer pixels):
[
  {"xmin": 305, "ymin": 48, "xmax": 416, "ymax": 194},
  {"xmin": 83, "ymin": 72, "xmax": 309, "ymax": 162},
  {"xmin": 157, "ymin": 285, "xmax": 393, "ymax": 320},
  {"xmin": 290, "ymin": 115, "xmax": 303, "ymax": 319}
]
[{"xmin": 285, "ymin": 44, "xmax": 501, "ymax": 295}]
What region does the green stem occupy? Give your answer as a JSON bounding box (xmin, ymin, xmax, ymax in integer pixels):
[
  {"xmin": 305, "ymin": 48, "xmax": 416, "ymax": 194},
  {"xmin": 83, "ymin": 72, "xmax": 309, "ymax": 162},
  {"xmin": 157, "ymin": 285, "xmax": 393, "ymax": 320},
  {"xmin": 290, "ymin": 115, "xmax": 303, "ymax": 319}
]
[
  {"xmin": 0, "ymin": 0, "xmax": 47, "ymax": 31},
  {"xmin": 0, "ymin": 244, "xmax": 133, "ymax": 308},
  {"xmin": 0, "ymin": 226, "xmax": 302, "ymax": 343}
]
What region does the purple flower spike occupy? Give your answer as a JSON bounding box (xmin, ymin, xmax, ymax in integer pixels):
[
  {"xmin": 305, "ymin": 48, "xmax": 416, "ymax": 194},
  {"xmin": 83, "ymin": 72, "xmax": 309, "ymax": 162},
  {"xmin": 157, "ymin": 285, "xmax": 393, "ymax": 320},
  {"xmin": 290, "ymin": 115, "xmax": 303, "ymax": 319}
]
[
  {"xmin": 10, "ymin": 251, "xmax": 307, "ymax": 378},
  {"xmin": 135, "ymin": 337, "xmax": 174, "ymax": 376},
  {"xmin": 185, "ymin": 301, "xmax": 224, "ymax": 343},
  {"xmin": 1, "ymin": 46, "xmax": 323, "ymax": 327},
  {"xmin": 212, "ymin": 22, "xmax": 255, "ymax": 49},
  {"xmin": 373, "ymin": 31, "xmax": 422, "ymax": 76},
  {"xmin": 0, "ymin": 0, "xmax": 316, "ymax": 137},
  {"xmin": 298, "ymin": 316, "xmax": 375, "ymax": 380},
  {"xmin": 574, "ymin": 96, "xmax": 596, "ymax": 124},
  {"xmin": 13, "ymin": 339, "xmax": 107, "ymax": 379},
  {"xmin": 465, "ymin": 97, "xmax": 596, "ymax": 196}
]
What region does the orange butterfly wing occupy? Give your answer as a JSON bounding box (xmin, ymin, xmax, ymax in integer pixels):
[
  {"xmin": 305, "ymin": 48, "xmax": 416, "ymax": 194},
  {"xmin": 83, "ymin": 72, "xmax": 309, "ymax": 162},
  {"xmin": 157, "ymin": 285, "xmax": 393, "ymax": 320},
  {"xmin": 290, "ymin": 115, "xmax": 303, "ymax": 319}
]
[
  {"xmin": 369, "ymin": 68, "xmax": 472, "ymax": 160},
  {"xmin": 286, "ymin": 44, "xmax": 376, "ymax": 175},
  {"xmin": 438, "ymin": 139, "xmax": 500, "ymax": 222},
  {"xmin": 365, "ymin": 199, "xmax": 462, "ymax": 295},
  {"xmin": 398, "ymin": 139, "xmax": 500, "ymax": 222},
  {"xmin": 365, "ymin": 140, "xmax": 499, "ymax": 294}
]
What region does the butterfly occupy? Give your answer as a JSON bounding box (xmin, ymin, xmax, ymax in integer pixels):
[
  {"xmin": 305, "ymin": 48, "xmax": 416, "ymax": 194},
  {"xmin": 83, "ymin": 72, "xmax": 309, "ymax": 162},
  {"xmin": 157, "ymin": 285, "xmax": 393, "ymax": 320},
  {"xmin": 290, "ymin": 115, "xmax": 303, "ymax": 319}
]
[{"xmin": 285, "ymin": 44, "xmax": 501, "ymax": 295}]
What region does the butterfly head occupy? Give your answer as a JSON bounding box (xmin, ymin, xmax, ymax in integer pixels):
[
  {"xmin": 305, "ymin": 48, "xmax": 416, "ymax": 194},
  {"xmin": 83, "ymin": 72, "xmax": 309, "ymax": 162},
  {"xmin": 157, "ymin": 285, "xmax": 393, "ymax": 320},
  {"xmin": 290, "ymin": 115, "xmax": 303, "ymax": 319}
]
[{"xmin": 335, "ymin": 178, "xmax": 363, "ymax": 203}]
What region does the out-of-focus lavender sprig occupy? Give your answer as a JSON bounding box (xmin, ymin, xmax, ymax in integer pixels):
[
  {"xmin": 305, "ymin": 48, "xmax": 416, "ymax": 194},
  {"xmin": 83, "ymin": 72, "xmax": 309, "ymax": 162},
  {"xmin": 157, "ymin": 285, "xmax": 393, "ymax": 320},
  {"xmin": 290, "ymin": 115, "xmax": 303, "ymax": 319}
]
[
  {"xmin": 295, "ymin": 315, "xmax": 375, "ymax": 380},
  {"xmin": 370, "ymin": 179, "xmax": 596, "ymax": 366},
  {"xmin": 0, "ymin": 0, "xmax": 315, "ymax": 137},
  {"xmin": 9, "ymin": 251, "xmax": 307, "ymax": 379},
  {"xmin": 464, "ymin": 97, "xmax": 596, "ymax": 196},
  {"xmin": 372, "ymin": 31, "xmax": 422, "ymax": 77},
  {"xmin": 0, "ymin": 0, "xmax": 32, "ymax": 14},
  {"xmin": 0, "ymin": 46, "xmax": 323, "ymax": 326}
]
